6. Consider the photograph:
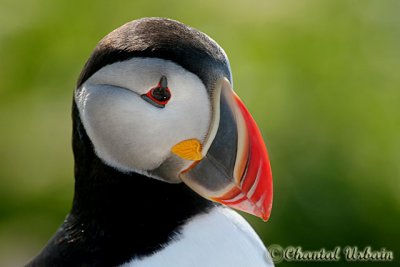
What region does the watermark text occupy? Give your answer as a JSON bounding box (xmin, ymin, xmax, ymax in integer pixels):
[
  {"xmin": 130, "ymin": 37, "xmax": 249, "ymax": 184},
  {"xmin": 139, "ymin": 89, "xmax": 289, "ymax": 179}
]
[{"xmin": 267, "ymin": 245, "xmax": 394, "ymax": 264}]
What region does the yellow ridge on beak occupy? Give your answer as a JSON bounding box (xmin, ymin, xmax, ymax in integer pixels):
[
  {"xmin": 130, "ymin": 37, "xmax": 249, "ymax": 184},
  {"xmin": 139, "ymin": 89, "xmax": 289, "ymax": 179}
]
[{"xmin": 171, "ymin": 139, "xmax": 203, "ymax": 161}]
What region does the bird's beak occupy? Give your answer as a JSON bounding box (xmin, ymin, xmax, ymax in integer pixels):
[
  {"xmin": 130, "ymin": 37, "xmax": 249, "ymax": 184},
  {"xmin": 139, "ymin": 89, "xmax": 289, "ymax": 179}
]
[{"xmin": 172, "ymin": 78, "xmax": 273, "ymax": 221}]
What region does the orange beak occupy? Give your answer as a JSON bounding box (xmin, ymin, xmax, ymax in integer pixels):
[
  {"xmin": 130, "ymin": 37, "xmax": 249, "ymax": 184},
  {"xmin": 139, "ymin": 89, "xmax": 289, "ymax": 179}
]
[{"xmin": 178, "ymin": 79, "xmax": 273, "ymax": 221}]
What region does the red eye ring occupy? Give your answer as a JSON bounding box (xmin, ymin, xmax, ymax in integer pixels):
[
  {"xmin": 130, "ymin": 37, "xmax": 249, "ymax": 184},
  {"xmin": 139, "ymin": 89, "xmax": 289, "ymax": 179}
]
[
  {"xmin": 141, "ymin": 76, "xmax": 171, "ymax": 108},
  {"xmin": 146, "ymin": 86, "xmax": 171, "ymax": 105}
]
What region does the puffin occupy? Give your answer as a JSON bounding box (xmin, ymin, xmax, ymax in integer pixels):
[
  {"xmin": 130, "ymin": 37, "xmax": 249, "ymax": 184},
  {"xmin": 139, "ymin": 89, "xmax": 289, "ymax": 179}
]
[{"xmin": 26, "ymin": 17, "xmax": 274, "ymax": 267}]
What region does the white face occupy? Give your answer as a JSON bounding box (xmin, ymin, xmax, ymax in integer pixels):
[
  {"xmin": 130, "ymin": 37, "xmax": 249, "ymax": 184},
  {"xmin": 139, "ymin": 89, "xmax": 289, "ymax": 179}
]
[{"xmin": 75, "ymin": 58, "xmax": 211, "ymax": 182}]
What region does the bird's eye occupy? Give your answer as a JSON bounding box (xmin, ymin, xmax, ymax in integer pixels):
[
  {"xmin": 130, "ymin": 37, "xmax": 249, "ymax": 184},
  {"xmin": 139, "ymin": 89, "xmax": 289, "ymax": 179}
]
[{"xmin": 141, "ymin": 76, "xmax": 171, "ymax": 108}]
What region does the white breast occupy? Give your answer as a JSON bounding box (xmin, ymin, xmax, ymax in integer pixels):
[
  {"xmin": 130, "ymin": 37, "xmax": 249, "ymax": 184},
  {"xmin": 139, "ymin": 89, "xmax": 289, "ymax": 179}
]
[{"xmin": 119, "ymin": 207, "xmax": 274, "ymax": 267}]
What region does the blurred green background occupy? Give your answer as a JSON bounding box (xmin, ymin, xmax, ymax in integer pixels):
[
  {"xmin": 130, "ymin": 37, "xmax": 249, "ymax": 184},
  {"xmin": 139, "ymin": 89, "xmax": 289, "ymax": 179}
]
[{"xmin": 1, "ymin": 0, "xmax": 399, "ymax": 266}]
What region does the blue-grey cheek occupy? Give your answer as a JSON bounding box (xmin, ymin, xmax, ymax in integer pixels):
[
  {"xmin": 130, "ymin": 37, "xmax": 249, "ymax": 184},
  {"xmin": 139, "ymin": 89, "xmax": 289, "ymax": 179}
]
[{"xmin": 147, "ymin": 154, "xmax": 189, "ymax": 183}]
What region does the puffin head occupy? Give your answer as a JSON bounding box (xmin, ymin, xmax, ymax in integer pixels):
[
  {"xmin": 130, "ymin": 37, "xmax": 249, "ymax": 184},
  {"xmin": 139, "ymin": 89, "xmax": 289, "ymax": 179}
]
[{"xmin": 74, "ymin": 18, "xmax": 273, "ymax": 220}]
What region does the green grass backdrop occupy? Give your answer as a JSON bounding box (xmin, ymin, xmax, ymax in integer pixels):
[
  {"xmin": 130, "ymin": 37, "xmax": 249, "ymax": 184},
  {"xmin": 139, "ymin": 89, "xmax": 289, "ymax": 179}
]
[{"xmin": 0, "ymin": 0, "xmax": 399, "ymax": 266}]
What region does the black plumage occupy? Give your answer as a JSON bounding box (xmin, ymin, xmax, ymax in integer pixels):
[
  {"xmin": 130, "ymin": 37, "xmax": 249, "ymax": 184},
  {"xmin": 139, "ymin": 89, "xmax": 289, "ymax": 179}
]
[
  {"xmin": 27, "ymin": 103, "xmax": 213, "ymax": 267},
  {"xmin": 77, "ymin": 17, "xmax": 231, "ymax": 90}
]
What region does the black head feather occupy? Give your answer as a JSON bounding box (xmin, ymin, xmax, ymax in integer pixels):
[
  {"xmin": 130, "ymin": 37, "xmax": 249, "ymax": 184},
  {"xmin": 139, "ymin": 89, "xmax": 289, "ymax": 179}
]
[{"xmin": 77, "ymin": 17, "xmax": 232, "ymax": 90}]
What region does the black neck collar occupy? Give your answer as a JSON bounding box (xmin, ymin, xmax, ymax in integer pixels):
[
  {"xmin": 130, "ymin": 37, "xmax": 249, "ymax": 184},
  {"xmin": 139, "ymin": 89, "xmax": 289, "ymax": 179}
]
[{"xmin": 27, "ymin": 102, "xmax": 213, "ymax": 267}]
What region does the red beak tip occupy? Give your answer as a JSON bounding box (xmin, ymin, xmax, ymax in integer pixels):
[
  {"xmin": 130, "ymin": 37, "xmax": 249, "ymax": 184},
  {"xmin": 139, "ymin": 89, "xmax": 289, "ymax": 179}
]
[
  {"xmin": 254, "ymin": 203, "xmax": 272, "ymax": 221},
  {"xmin": 261, "ymin": 211, "xmax": 271, "ymax": 222}
]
